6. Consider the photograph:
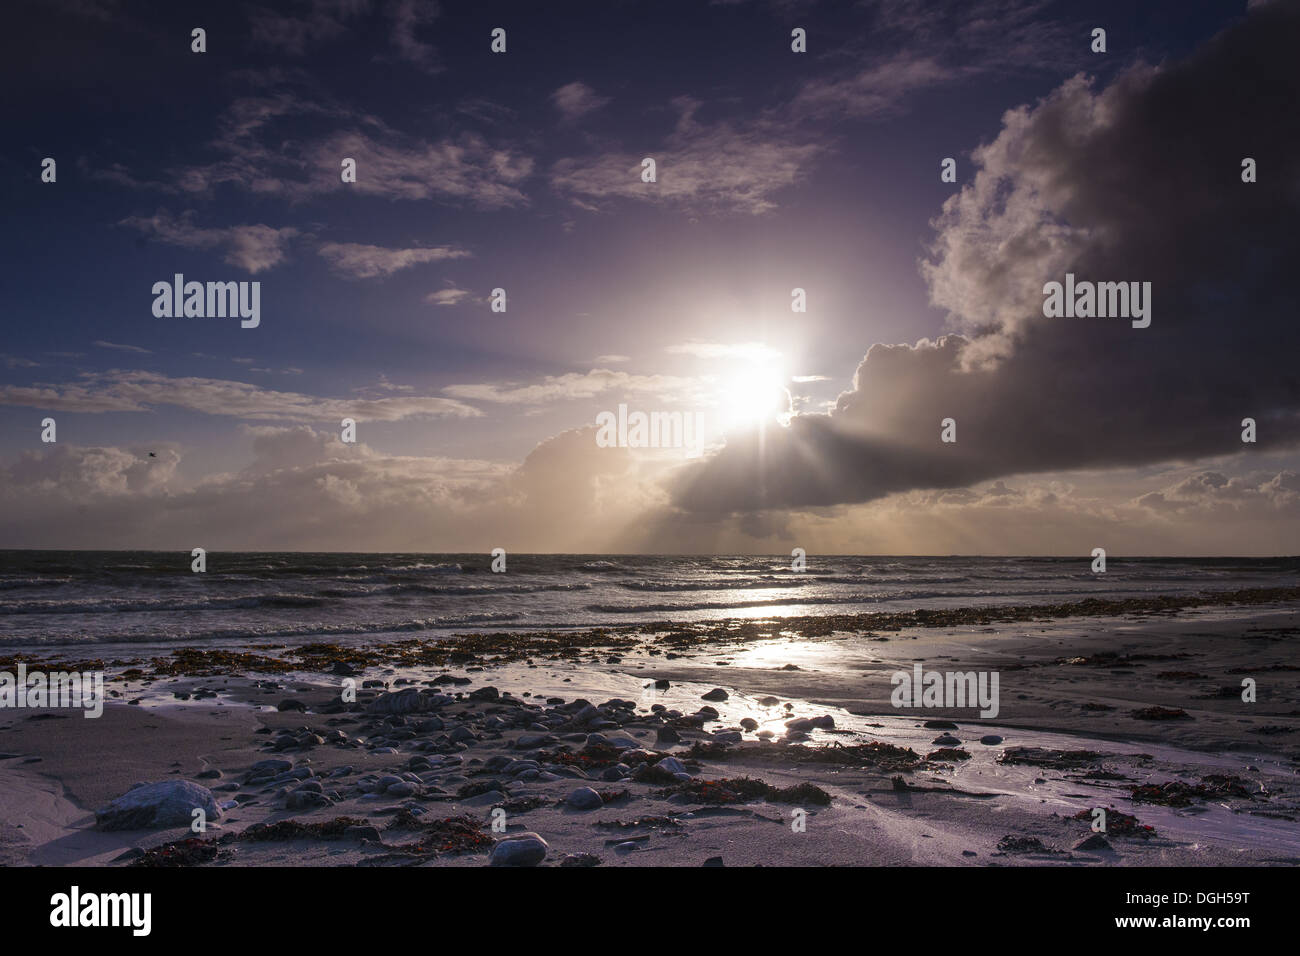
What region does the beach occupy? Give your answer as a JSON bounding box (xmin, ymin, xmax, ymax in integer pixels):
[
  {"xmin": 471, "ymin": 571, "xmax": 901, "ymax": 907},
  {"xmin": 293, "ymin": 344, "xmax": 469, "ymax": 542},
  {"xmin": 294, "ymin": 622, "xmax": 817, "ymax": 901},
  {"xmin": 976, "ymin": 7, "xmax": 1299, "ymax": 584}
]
[{"xmin": 1, "ymin": 558, "xmax": 1296, "ymax": 867}]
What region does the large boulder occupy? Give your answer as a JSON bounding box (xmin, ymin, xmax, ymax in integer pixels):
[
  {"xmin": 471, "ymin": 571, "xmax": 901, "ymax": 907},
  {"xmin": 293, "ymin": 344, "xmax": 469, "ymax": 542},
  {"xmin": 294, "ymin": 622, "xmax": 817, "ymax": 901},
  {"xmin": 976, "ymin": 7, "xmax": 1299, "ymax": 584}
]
[{"xmin": 95, "ymin": 780, "xmax": 222, "ymax": 831}]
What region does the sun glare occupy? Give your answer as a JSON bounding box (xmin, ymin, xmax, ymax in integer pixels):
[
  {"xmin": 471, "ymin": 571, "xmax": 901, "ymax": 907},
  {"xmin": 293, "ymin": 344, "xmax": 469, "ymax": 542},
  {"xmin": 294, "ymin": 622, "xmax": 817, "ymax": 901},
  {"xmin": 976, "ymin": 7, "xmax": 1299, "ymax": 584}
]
[{"xmin": 716, "ymin": 362, "xmax": 789, "ymax": 430}]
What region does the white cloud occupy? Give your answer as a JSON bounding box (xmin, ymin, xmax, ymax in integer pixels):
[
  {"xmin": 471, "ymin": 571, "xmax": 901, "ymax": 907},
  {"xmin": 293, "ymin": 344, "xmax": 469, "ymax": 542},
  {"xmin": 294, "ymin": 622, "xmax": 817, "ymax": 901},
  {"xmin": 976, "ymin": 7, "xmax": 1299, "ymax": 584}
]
[
  {"xmin": 0, "ymin": 370, "xmax": 482, "ymax": 422},
  {"xmin": 317, "ymin": 241, "xmax": 471, "ymax": 279},
  {"xmin": 551, "ymin": 81, "xmax": 610, "ymax": 122},
  {"xmin": 119, "ymin": 210, "xmax": 299, "ymax": 274}
]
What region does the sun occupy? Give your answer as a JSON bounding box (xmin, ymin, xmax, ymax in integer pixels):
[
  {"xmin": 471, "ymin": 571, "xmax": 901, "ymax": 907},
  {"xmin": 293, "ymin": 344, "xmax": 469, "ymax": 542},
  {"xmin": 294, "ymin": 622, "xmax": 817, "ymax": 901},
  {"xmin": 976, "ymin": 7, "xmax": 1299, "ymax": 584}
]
[{"xmin": 716, "ymin": 363, "xmax": 790, "ymax": 430}]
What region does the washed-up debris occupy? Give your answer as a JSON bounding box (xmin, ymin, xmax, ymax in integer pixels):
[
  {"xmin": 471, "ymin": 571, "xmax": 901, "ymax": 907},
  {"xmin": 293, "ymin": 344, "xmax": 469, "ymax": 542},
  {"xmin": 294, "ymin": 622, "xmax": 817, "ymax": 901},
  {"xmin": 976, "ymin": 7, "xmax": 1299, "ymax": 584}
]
[
  {"xmin": 1129, "ymin": 774, "xmax": 1256, "ymax": 807},
  {"xmin": 1130, "ymin": 706, "xmax": 1193, "ymax": 720},
  {"xmin": 541, "ymin": 743, "xmax": 675, "ymax": 771},
  {"xmin": 129, "ymin": 837, "xmax": 227, "ymax": 867},
  {"xmin": 1058, "ymin": 651, "xmax": 1191, "ymax": 667},
  {"xmin": 997, "ymin": 747, "xmax": 1105, "ymax": 770},
  {"xmin": 708, "ymin": 739, "xmax": 923, "ymax": 772},
  {"xmin": 888, "ymin": 775, "xmax": 997, "ymax": 798},
  {"xmin": 560, "ymin": 853, "xmax": 603, "ymax": 867},
  {"xmin": 996, "ymin": 835, "xmax": 1062, "ymax": 855},
  {"xmin": 657, "ymin": 776, "xmax": 831, "ymax": 806},
  {"xmin": 239, "ymin": 816, "xmax": 369, "ymax": 841},
  {"xmin": 1070, "ymin": 807, "xmax": 1155, "ymax": 838},
  {"xmin": 925, "ymin": 748, "xmax": 971, "ymax": 762},
  {"xmin": 384, "ymin": 815, "xmax": 493, "ymax": 855},
  {"xmin": 496, "ymin": 796, "xmax": 549, "ymax": 813},
  {"xmin": 594, "ymin": 816, "xmax": 683, "ymax": 831}
]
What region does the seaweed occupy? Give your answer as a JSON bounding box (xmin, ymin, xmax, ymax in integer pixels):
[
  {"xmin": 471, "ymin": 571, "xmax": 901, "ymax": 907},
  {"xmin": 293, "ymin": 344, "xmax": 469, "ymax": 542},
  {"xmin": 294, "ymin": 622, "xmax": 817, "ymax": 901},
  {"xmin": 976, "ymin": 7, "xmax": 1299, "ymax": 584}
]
[
  {"xmin": 239, "ymin": 816, "xmax": 369, "ymax": 841},
  {"xmin": 129, "ymin": 837, "xmax": 227, "ymax": 867},
  {"xmin": 656, "ymin": 776, "xmax": 832, "ymax": 806}
]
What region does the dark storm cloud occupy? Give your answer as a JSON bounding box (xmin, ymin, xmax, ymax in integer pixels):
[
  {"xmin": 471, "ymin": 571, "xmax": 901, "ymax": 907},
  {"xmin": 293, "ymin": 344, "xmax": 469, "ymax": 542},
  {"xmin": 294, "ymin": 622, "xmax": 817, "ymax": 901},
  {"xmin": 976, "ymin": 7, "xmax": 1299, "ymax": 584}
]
[{"xmin": 674, "ymin": 3, "xmax": 1300, "ymax": 514}]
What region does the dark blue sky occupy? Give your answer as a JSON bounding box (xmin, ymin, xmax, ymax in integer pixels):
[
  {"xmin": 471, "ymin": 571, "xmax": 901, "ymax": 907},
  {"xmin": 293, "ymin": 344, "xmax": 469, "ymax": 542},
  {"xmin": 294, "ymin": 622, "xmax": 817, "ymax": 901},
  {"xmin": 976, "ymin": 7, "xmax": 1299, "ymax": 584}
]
[{"xmin": 2, "ymin": 0, "xmax": 1293, "ymax": 554}]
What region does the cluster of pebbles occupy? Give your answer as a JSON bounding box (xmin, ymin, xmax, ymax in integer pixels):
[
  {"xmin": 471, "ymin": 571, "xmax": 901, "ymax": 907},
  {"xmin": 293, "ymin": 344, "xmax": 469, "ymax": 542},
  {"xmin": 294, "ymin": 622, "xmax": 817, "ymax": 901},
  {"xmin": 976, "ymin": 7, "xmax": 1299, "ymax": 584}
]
[{"xmin": 104, "ymin": 678, "xmax": 842, "ymax": 866}]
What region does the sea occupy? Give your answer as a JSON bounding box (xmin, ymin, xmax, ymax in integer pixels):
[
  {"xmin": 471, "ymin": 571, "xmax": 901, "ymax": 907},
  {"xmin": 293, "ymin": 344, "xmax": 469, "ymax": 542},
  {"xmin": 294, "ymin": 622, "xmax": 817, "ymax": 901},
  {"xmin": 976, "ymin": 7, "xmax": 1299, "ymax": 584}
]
[{"xmin": 0, "ymin": 552, "xmax": 1295, "ymax": 652}]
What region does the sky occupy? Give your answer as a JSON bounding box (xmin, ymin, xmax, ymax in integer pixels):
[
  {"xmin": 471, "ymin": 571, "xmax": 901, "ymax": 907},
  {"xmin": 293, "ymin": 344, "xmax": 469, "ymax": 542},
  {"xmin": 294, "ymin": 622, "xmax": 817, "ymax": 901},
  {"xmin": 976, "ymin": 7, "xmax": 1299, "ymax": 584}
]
[{"xmin": 2, "ymin": 0, "xmax": 1298, "ymax": 554}]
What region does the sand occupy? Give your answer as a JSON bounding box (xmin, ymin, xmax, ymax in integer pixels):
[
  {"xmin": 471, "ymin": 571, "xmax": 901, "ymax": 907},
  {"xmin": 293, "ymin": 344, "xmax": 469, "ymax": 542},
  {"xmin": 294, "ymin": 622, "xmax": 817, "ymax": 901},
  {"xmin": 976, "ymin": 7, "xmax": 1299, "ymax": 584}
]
[{"xmin": 1, "ymin": 598, "xmax": 1296, "ymax": 867}]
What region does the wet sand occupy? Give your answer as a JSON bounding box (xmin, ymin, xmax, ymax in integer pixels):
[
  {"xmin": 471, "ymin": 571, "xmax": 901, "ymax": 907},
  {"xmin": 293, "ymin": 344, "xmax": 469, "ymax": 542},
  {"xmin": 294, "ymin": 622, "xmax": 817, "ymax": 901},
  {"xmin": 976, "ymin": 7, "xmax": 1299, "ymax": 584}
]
[{"xmin": 1, "ymin": 593, "xmax": 1297, "ymax": 867}]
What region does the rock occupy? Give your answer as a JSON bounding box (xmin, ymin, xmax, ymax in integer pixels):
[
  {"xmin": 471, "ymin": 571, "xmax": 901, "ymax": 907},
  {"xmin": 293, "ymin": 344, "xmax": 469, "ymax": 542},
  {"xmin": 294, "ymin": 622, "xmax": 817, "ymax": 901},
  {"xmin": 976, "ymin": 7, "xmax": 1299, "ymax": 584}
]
[
  {"xmin": 195, "ymin": 769, "xmax": 222, "ymax": 780},
  {"xmin": 701, "ymin": 688, "xmax": 729, "ymax": 702},
  {"xmin": 932, "ymin": 734, "xmax": 962, "ymax": 746},
  {"xmin": 286, "ymin": 790, "xmax": 332, "ymax": 810},
  {"xmin": 276, "ymin": 698, "xmax": 306, "ymax": 712},
  {"xmin": 489, "ymin": 832, "xmax": 549, "ymax": 867},
  {"xmin": 979, "ymin": 735, "xmax": 1004, "ymax": 745},
  {"xmin": 756, "ymin": 696, "xmax": 780, "ymax": 707},
  {"xmin": 739, "ymin": 718, "xmax": 758, "ymax": 731},
  {"xmin": 1073, "ymin": 833, "xmax": 1113, "ymax": 852},
  {"xmin": 331, "ymin": 661, "xmax": 358, "ymax": 676},
  {"xmin": 386, "ymin": 781, "xmax": 419, "ymax": 797},
  {"xmin": 656, "ymin": 726, "xmax": 681, "ymax": 744},
  {"xmin": 462, "ymin": 790, "xmax": 507, "ymax": 807},
  {"xmin": 702, "ymin": 856, "xmax": 725, "ymax": 867},
  {"xmin": 654, "ymin": 756, "xmax": 687, "ymax": 775},
  {"xmin": 95, "ymin": 781, "xmax": 222, "ymax": 831},
  {"xmin": 923, "ymin": 719, "xmax": 958, "ymax": 729},
  {"xmin": 785, "ymin": 715, "xmax": 835, "ymax": 733},
  {"xmin": 560, "ymin": 853, "xmax": 602, "ymax": 867},
  {"xmin": 367, "ymin": 688, "xmax": 440, "ymax": 715},
  {"xmin": 468, "ymin": 686, "xmax": 500, "ymax": 701},
  {"xmin": 565, "ymin": 787, "xmax": 604, "ymax": 810}
]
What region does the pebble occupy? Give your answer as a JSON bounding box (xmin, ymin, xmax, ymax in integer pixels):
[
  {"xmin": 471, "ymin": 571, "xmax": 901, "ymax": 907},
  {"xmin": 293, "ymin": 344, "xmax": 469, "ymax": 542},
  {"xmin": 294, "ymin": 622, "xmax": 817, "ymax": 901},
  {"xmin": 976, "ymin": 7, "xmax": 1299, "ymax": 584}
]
[
  {"xmin": 565, "ymin": 787, "xmax": 604, "ymax": 810},
  {"xmin": 654, "ymin": 756, "xmax": 687, "ymax": 775},
  {"xmin": 489, "ymin": 832, "xmax": 549, "ymax": 867}
]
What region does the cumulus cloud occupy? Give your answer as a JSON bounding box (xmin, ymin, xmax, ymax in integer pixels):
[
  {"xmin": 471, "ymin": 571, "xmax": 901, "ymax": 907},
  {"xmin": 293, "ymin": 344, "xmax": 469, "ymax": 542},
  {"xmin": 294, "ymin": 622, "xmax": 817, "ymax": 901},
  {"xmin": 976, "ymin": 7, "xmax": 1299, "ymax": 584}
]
[
  {"xmin": 1136, "ymin": 470, "xmax": 1300, "ymax": 517},
  {"xmin": 0, "ymin": 426, "xmax": 666, "ymax": 552},
  {"xmin": 673, "ymin": 4, "xmax": 1300, "ymax": 514}
]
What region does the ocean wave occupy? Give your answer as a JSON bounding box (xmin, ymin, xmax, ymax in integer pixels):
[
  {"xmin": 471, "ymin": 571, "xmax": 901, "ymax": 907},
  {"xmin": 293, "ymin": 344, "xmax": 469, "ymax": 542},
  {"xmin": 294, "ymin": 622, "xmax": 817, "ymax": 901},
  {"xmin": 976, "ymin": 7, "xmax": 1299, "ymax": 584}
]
[{"xmin": 0, "ymin": 593, "xmax": 331, "ymax": 615}]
